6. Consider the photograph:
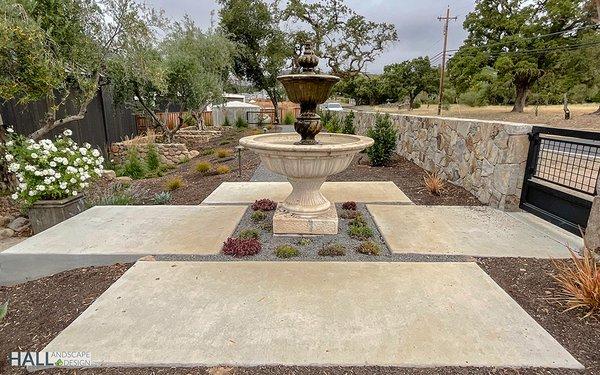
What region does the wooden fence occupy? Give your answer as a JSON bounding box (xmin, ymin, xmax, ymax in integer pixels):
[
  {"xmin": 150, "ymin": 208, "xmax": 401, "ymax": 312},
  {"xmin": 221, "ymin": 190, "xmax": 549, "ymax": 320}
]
[{"xmin": 0, "ymin": 86, "xmax": 137, "ymax": 156}]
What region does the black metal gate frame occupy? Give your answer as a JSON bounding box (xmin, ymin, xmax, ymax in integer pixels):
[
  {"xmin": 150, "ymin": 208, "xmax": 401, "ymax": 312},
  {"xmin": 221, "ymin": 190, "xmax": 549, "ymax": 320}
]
[{"xmin": 520, "ymin": 126, "xmax": 600, "ymax": 235}]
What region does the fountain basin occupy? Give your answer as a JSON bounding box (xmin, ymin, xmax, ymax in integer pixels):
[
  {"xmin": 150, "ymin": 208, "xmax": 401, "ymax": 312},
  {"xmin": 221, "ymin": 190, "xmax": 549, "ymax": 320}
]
[{"xmin": 240, "ymin": 132, "xmax": 373, "ymax": 234}]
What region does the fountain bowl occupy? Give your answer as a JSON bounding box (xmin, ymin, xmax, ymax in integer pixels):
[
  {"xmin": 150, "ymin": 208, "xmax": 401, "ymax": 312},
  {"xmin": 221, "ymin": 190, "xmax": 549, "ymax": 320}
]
[
  {"xmin": 239, "ymin": 132, "xmax": 373, "ymax": 234},
  {"xmin": 277, "ymin": 74, "xmax": 340, "ymax": 104}
]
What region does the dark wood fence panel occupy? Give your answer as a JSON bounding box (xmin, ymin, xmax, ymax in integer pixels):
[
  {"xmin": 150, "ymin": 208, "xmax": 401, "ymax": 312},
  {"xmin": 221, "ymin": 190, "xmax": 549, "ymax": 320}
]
[{"xmin": 0, "ymin": 86, "xmax": 136, "ymax": 156}]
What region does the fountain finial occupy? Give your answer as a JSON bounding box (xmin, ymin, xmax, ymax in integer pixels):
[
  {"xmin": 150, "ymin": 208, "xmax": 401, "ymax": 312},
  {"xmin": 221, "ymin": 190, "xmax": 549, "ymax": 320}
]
[{"xmin": 298, "ymin": 43, "xmax": 319, "ymax": 73}]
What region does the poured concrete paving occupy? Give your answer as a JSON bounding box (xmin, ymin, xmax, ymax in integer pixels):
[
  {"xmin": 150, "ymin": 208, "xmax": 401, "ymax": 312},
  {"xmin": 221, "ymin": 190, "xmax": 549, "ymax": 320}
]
[
  {"xmin": 368, "ymin": 205, "xmax": 580, "ymax": 258},
  {"xmin": 4, "ymin": 205, "xmax": 246, "ymax": 255},
  {"xmin": 202, "ymin": 181, "xmax": 411, "ymax": 204},
  {"xmin": 42, "ymin": 261, "xmax": 581, "ymax": 369}
]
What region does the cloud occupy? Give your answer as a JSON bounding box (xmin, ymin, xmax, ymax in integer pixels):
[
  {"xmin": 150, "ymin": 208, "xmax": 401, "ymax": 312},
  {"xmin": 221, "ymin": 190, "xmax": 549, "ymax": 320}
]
[{"xmin": 145, "ymin": 0, "xmax": 475, "ymax": 73}]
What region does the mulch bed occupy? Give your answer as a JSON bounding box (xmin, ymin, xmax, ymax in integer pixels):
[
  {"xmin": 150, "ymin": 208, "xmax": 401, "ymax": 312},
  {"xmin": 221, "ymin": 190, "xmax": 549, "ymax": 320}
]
[
  {"xmin": 330, "ymin": 153, "xmax": 482, "ymax": 206},
  {"xmin": 128, "ymin": 128, "xmax": 261, "ymax": 205},
  {"xmin": 1, "ymin": 258, "xmax": 597, "ymax": 374},
  {"xmin": 0, "ymin": 263, "xmax": 132, "ymax": 375}
]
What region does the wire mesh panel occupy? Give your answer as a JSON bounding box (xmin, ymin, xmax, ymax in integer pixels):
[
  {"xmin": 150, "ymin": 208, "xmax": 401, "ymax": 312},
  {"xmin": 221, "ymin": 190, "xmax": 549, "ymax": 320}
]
[{"xmin": 534, "ymin": 136, "xmax": 600, "ymax": 195}]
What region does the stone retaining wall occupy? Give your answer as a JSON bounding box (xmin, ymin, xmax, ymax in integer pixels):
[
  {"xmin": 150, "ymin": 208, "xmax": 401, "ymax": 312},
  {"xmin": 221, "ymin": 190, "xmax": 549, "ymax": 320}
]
[
  {"xmin": 345, "ymin": 111, "xmax": 532, "ymax": 210},
  {"xmin": 110, "ymin": 142, "xmax": 199, "ymax": 166}
]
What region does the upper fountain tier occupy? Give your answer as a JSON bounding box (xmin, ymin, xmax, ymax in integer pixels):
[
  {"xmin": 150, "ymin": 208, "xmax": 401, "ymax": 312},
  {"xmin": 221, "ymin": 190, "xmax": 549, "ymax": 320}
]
[{"xmin": 276, "ymin": 44, "xmax": 340, "ymax": 144}]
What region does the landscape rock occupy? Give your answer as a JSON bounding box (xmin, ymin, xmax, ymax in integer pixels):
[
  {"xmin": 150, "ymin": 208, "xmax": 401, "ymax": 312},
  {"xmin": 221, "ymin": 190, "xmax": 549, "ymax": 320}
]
[
  {"xmin": 102, "ymin": 170, "xmax": 117, "ymax": 180},
  {"xmin": 189, "ymin": 150, "xmax": 200, "ymax": 159},
  {"xmin": 116, "ymin": 176, "xmax": 133, "ymax": 185},
  {"xmin": 585, "ymin": 196, "xmax": 600, "ymax": 252},
  {"xmin": 0, "ymin": 228, "xmax": 15, "ymax": 239},
  {"xmin": 8, "ymin": 217, "xmax": 29, "ymax": 232},
  {"xmin": 0, "ymin": 216, "xmax": 11, "ymax": 227}
]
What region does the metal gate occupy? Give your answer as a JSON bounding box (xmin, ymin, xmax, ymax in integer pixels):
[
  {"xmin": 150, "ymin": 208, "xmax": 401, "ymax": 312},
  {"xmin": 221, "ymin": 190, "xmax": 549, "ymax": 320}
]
[{"xmin": 520, "ymin": 126, "xmax": 600, "ymax": 236}]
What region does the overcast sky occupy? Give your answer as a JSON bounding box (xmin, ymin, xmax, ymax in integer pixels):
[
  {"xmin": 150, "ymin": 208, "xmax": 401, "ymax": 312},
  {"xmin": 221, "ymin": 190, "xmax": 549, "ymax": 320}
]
[{"xmin": 146, "ymin": 0, "xmax": 476, "ymax": 73}]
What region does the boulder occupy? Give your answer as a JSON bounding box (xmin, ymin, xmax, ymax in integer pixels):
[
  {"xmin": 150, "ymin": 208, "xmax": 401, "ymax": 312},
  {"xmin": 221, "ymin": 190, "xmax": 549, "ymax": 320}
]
[
  {"xmin": 102, "ymin": 169, "xmax": 117, "ymax": 180},
  {"xmin": 0, "ymin": 216, "xmax": 11, "ymax": 227},
  {"xmin": 116, "ymin": 176, "xmax": 133, "ymax": 185},
  {"xmin": 0, "ymin": 228, "xmax": 15, "ymax": 239},
  {"xmin": 585, "ymin": 196, "xmax": 600, "ymax": 252},
  {"xmin": 8, "ymin": 217, "xmax": 29, "ymax": 232}
]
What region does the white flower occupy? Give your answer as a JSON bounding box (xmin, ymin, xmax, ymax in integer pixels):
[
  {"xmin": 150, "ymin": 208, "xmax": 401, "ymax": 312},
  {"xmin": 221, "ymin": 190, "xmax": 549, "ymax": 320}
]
[
  {"xmin": 72, "ymin": 191, "xmax": 78, "ymax": 196},
  {"xmin": 47, "ymin": 169, "xmax": 55, "ymax": 175},
  {"xmin": 5, "ymin": 140, "xmax": 13, "ymax": 146},
  {"xmin": 11, "ymin": 193, "xmax": 18, "ymax": 200},
  {"xmin": 59, "ymin": 182, "xmax": 67, "ymax": 189},
  {"xmin": 84, "ymin": 143, "xmax": 91, "ymax": 149},
  {"xmin": 63, "ymin": 129, "xmax": 73, "ymax": 136},
  {"xmin": 79, "ymin": 148, "xmax": 87, "ymax": 155},
  {"xmin": 44, "ymin": 177, "xmax": 52, "ymax": 184},
  {"xmin": 28, "ymin": 190, "xmax": 36, "ymax": 196},
  {"xmin": 34, "ymin": 170, "xmax": 43, "ymax": 176},
  {"xmin": 8, "ymin": 162, "xmax": 20, "ymax": 172},
  {"xmin": 25, "ymin": 165, "xmax": 36, "ymax": 172},
  {"xmin": 62, "ymin": 159, "xmax": 68, "ymax": 165},
  {"xmin": 6, "ymin": 127, "xmax": 14, "ymax": 133},
  {"xmin": 70, "ymin": 178, "xmax": 77, "ymax": 184},
  {"xmin": 31, "ymin": 153, "xmax": 38, "ymax": 159},
  {"xmin": 55, "ymin": 173, "xmax": 61, "ymax": 178},
  {"xmin": 50, "ymin": 161, "xmax": 57, "ymax": 167},
  {"xmin": 32, "ymin": 144, "xmax": 40, "ymax": 150},
  {"xmin": 36, "ymin": 185, "xmax": 45, "ymax": 191},
  {"xmin": 4, "ymin": 154, "xmax": 13, "ymax": 162},
  {"xmin": 91, "ymin": 149, "xmax": 100, "ymax": 157}
]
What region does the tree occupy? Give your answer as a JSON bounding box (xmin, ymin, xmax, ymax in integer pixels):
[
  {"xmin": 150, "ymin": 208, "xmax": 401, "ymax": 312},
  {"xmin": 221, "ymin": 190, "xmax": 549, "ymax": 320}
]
[
  {"xmin": 0, "ymin": 0, "xmax": 161, "ymax": 139},
  {"xmin": 448, "ymin": 0, "xmax": 593, "ymax": 112},
  {"xmin": 284, "ymin": 0, "xmax": 397, "ymax": 77},
  {"xmin": 382, "ymin": 57, "xmax": 438, "ymax": 109},
  {"xmin": 218, "ymin": 0, "xmax": 291, "ymax": 124},
  {"xmin": 161, "ymin": 16, "xmax": 235, "ymax": 129}
]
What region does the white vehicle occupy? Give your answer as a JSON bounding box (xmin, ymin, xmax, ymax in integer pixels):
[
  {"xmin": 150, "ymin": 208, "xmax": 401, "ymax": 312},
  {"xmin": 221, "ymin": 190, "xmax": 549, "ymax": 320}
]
[{"xmin": 320, "ymin": 102, "xmax": 344, "ymax": 112}]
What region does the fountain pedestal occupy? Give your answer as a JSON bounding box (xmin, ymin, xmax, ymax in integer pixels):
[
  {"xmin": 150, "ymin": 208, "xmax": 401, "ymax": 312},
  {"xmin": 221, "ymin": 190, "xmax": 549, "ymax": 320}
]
[{"xmin": 273, "ymin": 206, "xmax": 338, "ymax": 235}]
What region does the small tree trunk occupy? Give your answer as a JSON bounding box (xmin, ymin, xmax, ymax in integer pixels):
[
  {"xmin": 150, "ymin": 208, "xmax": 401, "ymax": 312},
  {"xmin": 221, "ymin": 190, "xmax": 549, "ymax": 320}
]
[
  {"xmin": 563, "ymin": 94, "xmax": 571, "ymax": 120},
  {"xmin": 511, "ymin": 83, "xmax": 529, "ymax": 113},
  {"xmin": 270, "ymin": 95, "xmax": 280, "ymax": 124},
  {"xmin": 408, "ymin": 96, "xmax": 415, "ymax": 110}
]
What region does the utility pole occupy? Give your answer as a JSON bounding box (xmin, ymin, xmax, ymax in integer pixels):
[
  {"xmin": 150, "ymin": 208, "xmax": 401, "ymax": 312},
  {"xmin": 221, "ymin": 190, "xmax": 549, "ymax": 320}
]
[{"xmin": 437, "ymin": 6, "xmax": 457, "ymax": 116}]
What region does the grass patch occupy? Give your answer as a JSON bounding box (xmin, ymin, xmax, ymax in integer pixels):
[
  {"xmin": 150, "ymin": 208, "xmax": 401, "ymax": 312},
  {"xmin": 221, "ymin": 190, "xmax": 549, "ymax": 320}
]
[
  {"xmin": 275, "ymin": 244, "xmax": 299, "ymax": 258},
  {"xmin": 357, "ymin": 240, "xmax": 381, "ymax": 256},
  {"xmin": 318, "ymin": 243, "xmax": 346, "ymax": 257},
  {"xmin": 165, "ymin": 176, "xmax": 184, "ymax": 191},
  {"xmin": 195, "ymin": 162, "xmax": 212, "ymax": 174},
  {"xmin": 215, "ymin": 165, "xmax": 231, "ymax": 175}
]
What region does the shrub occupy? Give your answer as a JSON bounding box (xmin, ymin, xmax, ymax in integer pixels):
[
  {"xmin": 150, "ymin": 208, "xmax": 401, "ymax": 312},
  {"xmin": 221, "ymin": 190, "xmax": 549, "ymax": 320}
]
[
  {"xmin": 146, "ymin": 144, "xmax": 161, "ymax": 171},
  {"xmin": 348, "ymin": 225, "xmax": 373, "ymax": 240},
  {"xmin": 121, "ymin": 147, "xmax": 147, "ymax": 180},
  {"xmin": 357, "ymin": 241, "xmax": 381, "ymax": 256},
  {"xmin": 297, "ymin": 238, "xmax": 312, "ymax": 246},
  {"xmin": 340, "ymin": 209, "xmax": 359, "ymax": 220},
  {"xmin": 252, "ymin": 198, "xmax": 277, "ymax": 211},
  {"xmin": 195, "ymin": 162, "xmax": 212, "ymax": 174},
  {"xmin": 201, "ymin": 148, "xmax": 214, "ymax": 156},
  {"xmin": 222, "ymin": 237, "xmax": 261, "ymax": 257},
  {"xmin": 348, "ymin": 214, "xmax": 373, "ymax": 240},
  {"xmin": 324, "ymin": 116, "xmax": 342, "ymax": 133},
  {"xmin": 215, "ymin": 165, "xmax": 231, "ymax": 175},
  {"xmin": 342, "ymin": 111, "xmax": 356, "ymax": 134},
  {"xmin": 275, "ymin": 244, "xmax": 299, "ymax": 258},
  {"xmin": 251, "ymin": 210, "xmax": 267, "ymax": 222},
  {"xmin": 283, "ymin": 112, "xmax": 296, "ymax": 125},
  {"xmin": 424, "ymin": 171, "xmax": 445, "ymax": 196},
  {"xmin": 552, "ymin": 247, "xmax": 600, "ymax": 318},
  {"xmin": 216, "ymin": 148, "xmax": 233, "ymax": 158},
  {"xmin": 260, "ymin": 221, "xmax": 273, "ymax": 232},
  {"xmin": 94, "ymin": 191, "xmax": 138, "ymax": 206},
  {"xmin": 366, "ymin": 114, "xmax": 397, "ymax": 166},
  {"xmin": 319, "ymin": 243, "xmax": 346, "ymax": 256},
  {"xmin": 341, "ymin": 201, "xmax": 357, "ymax": 210},
  {"xmin": 235, "ymin": 116, "xmax": 248, "ymax": 129},
  {"xmin": 165, "ymin": 176, "xmax": 184, "ymax": 191},
  {"xmin": 223, "ymin": 116, "xmax": 231, "ymax": 127},
  {"xmin": 239, "ymin": 228, "xmax": 260, "ymax": 240},
  {"xmin": 152, "ymin": 191, "xmax": 172, "ymax": 205},
  {"xmin": 3, "ymin": 128, "xmax": 104, "ymax": 205}
]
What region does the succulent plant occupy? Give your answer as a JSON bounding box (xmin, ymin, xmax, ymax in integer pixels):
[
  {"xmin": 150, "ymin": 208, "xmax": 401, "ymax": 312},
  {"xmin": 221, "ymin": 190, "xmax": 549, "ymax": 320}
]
[
  {"xmin": 252, "ymin": 198, "xmax": 277, "ymax": 211},
  {"xmin": 222, "ymin": 237, "xmax": 261, "ymax": 257},
  {"xmin": 275, "ymin": 244, "xmax": 299, "ymax": 258},
  {"xmin": 318, "ymin": 243, "xmax": 346, "ymax": 257}
]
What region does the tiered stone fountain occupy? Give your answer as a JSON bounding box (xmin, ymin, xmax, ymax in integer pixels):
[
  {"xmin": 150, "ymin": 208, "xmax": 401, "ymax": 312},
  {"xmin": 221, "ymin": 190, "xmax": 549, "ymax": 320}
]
[{"xmin": 239, "ymin": 44, "xmax": 373, "ymax": 234}]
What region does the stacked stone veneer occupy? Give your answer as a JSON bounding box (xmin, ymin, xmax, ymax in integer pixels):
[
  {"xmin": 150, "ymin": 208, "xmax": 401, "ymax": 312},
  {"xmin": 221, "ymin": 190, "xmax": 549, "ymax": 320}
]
[
  {"xmin": 110, "ymin": 142, "xmax": 198, "ymax": 166},
  {"xmin": 174, "ymin": 128, "xmax": 222, "ymax": 145},
  {"xmin": 345, "ymin": 111, "xmax": 532, "ymax": 210}
]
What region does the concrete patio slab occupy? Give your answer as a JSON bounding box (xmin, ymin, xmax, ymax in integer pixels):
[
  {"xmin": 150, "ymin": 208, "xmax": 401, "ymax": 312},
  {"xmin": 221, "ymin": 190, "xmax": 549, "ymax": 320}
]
[
  {"xmin": 202, "ymin": 181, "xmax": 411, "ymax": 205},
  {"xmin": 41, "ymin": 261, "xmax": 581, "ymax": 369},
  {"xmin": 4, "ymin": 205, "xmax": 246, "ymax": 256},
  {"xmin": 368, "ymin": 205, "xmax": 577, "ymax": 258}
]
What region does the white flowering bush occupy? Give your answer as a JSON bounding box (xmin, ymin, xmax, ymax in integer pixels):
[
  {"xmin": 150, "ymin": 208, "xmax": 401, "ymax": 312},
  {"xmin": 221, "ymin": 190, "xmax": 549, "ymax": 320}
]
[{"xmin": 2, "ymin": 127, "xmax": 104, "ymax": 205}]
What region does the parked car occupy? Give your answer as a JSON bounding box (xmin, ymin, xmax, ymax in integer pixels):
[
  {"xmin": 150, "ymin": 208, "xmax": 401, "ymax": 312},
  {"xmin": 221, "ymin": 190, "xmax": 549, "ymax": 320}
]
[{"xmin": 320, "ymin": 102, "xmax": 344, "ymax": 112}]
